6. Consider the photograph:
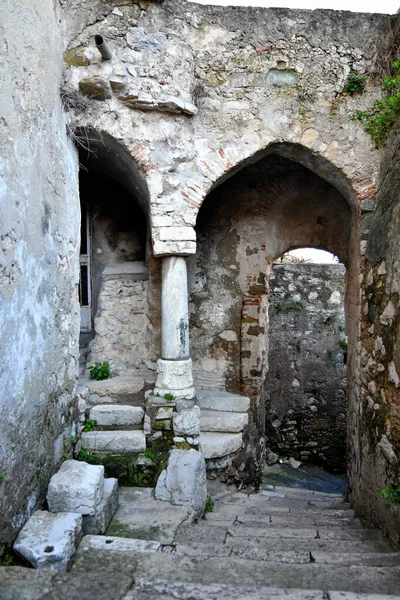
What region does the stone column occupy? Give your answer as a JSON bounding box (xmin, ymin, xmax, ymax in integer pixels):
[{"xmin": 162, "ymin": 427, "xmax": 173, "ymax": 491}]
[{"xmin": 154, "ymin": 256, "xmax": 196, "ymax": 406}]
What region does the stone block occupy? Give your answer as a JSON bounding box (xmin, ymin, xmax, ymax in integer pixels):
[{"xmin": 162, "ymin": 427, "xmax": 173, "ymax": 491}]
[
  {"xmin": 82, "ymin": 478, "xmax": 119, "ymax": 535},
  {"xmin": 47, "ymin": 460, "xmax": 104, "ymax": 516},
  {"xmin": 13, "ymin": 511, "xmax": 82, "ymax": 573},
  {"xmin": 89, "ymin": 404, "xmax": 144, "ymax": 427},
  {"xmin": 173, "ymin": 405, "xmax": 201, "ymax": 436},
  {"xmin": 81, "ymin": 430, "xmax": 146, "ymax": 455},
  {"xmin": 155, "ymin": 449, "xmax": 207, "ymax": 521},
  {"xmin": 197, "ymin": 390, "xmax": 250, "ymax": 413},
  {"xmin": 200, "ymin": 410, "xmax": 248, "ymax": 433},
  {"xmin": 200, "ymin": 432, "xmax": 243, "ymax": 459}
]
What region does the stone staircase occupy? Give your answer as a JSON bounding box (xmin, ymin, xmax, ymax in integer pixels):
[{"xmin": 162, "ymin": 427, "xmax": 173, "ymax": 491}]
[
  {"xmin": 69, "ymin": 482, "xmax": 400, "ymax": 598},
  {"xmin": 78, "ymin": 384, "xmax": 250, "ymax": 465}
]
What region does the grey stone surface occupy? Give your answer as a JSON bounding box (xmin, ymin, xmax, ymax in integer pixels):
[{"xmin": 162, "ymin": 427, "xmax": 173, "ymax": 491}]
[
  {"xmin": 41, "ymin": 571, "xmax": 134, "ymax": 600},
  {"xmin": 155, "ymin": 450, "xmax": 207, "ymax": 521},
  {"xmin": 47, "ymin": 460, "xmax": 104, "ymax": 516},
  {"xmin": 89, "ymin": 404, "xmax": 144, "ymax": 427},
  {"xmin": 82, "ymin": 478, "xmax": 119, "ymax": 535},
  {"xmin": 200, "ymin": 432, "xmax": 243, "ymax": 459},
  {"xmin": 197, "ymin": 391, "xmax": 250, "ymax": 413},
  {"xmin": 0, "ymin": 567, "xmax": 55, "ymax": 600},
  {"xmin": 81, "ymin": 430, "xmax": 146, "ymax": 455},
  {"xmin": 106, "ymin": 487, "xmax": 189, "ymax": 544},
  {"xmin": 200, "ymin": 410, "xmax": 248, "ymax": 433},
  {"xmin": 13, "ymin": 511, "xmax": 82, "ymax": 573},
  {"xmin": 173, "ymin": 406, "xmax": 201, "ymax": 436}
]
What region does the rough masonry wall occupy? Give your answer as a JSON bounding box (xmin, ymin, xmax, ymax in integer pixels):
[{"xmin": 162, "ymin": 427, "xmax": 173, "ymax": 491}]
[
  {"xmin": 0, "ymin": 0, "xmax": 80, "ymax": 550},
  {"xmin": 265, "ymin": 263, "xmax": 347, "ymax": 473},
  {"xmin": 61, "ymin": 0, "xmax": 389, "ymax": 256},
  {"xmin": 352, "ymin": 134, "xmax": 400, "ymax": 547}
]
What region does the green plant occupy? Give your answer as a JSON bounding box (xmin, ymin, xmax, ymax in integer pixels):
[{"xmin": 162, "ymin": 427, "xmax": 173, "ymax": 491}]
[
  {"xmin": 205, "ymin": 495, "xmax": 215, "ymax": 513},
  {"xmin": 164, "ymin": 392, "xmax": 175, "ymax": 402},
  {"xmin": 339, "ymin": 339, "xmax": 348, "ymax": 351},
  {"xmin": 144, "ymin": 448, "xmax": 156, "ymax": 460},
  {"xmin": 351, "ymin": 61, "xmax": 400, "ymax": 148},
  {"xmin": 70, "ymin": 435, "xmax": 77, "ymax": 445},
  {"xmin": 344, "ymin": 72, "xmax": 367, "ymax": 95},
  {"xmin": 0, "ymin": 552, "xmax": 13, "ymax": 566},
  {"xmin": 83, "ymin": 419, "xmax": 97, "ymax": 433},
  {"xmin": 379, "ymin": 486, "xmax": 400, "ymax": 507},
  {"xmin": 296, "ymin": 340, "xmax": 301, "ymax": 353},
  {"xmin": 76, "ymin": 447, "xmax": 93, "ymax": 462},
  {"xmin": 0, "ymin": 473, "xmax": 4, "ymax": 481},
  {"xmin": 88, "ymin": 361, "xmax": 110, "ymax": 381}
]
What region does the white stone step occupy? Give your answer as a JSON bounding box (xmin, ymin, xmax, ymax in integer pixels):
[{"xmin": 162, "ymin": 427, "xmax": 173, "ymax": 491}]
[
  {"xmin": 200, "ymin": 410, "xmax": 248, "ymax": 433},
  {"xmin": 81, "ymin": 376, "xmax": 146, "ymax": 407},
  {"xmin": 13, "ymin": 510, "xmax": 82, "ymax": 573},
  {"xmin": 81, "ymin": 430, "xmax": 146, "ymax": 455},
  {"xmin": 89, "ymin": 404, "xmax": 144, "ymax": 427},
  {"xmin": 197, "ymin": 390, "xmax": 250, "ymax": 413},
  {"xmin": 200, "ymin": 432, "xmax": 243, "ymax": 459}
]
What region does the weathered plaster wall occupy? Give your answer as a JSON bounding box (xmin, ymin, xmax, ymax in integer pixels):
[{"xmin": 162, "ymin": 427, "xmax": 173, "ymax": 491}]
[
  {"xmin": 265, "ymin": 263, "xmax": 347, "ymax": 472},
  {"xmin": 0, "ymin": 0, "xmax": 80, "ymax": 550},
  {"xmin": 351, "ymin": 135, "xmax": 400, "ymax": 547},
  {"xmin": 61, "ymin": 0, "xmax": 389, "ymax": 256}
]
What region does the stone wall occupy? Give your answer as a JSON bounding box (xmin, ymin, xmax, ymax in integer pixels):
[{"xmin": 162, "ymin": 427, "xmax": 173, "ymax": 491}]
[
  {"xmin": 351, "ymin": 134, "xmax": 400, "ymax": 547},
  {"xmin": 0, "ymin": 0, "xmax": 80, "ymax": 550},
  {"xmin": 264, "ymin": 263, "xmax": 347, "ymax": 472}
]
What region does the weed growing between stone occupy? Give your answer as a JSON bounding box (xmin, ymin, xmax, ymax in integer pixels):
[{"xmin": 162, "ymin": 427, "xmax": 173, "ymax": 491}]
[
  {"xmin": 88, "ymin": 361, "xmax": 110, "ymax": 380},
  {"xmin": 83, "ymin": 419, "xmax": 97, "ymax": 433},
  {"xmin": 164, "ymin": 392, "xmax": 175, "ymax": 402},
  {"xmin": 344, "ymin": 73, "xmax": 367, "ymax": 95},
  {"xmin": 351, "ymin": 61, "xmax": 400, "ymax": 148},
  {"xmin": 379, "ymin": 485, "xmax": 400, "ymax": 507},
  {"xmin": 205, "ymin": 495, "xmax": 215, "ymax": 513}
]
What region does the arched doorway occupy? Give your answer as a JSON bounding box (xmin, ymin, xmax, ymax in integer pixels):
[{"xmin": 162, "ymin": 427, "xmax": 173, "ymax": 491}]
[{"xmin": 188, "ymin": 146, "xmax": 357, "ymax": 485}]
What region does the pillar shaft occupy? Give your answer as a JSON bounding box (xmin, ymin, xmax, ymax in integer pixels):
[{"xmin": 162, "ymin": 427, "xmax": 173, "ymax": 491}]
[{"xmin": 161, "ymin": 256, "xmax": 189, "ymax": 360}]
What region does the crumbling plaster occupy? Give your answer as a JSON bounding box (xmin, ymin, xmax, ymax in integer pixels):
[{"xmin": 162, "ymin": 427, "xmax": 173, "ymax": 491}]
[{"xmin": 0, "ymin": 0, "xmax": 80, "ymax": 550}]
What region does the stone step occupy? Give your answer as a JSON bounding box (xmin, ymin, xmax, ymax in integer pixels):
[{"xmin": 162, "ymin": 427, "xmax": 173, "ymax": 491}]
[
  {"xmin": 227, "ymin": 522, "xmax": 384, "ymax": 542},
  {"xmin": 121, "ymin": 579, "xmax": 400, "ymax": 600},
  {"xmin": 197, "ymin": 390, "xmax": 250, "ymax": 413},
  {"xmin": 81, "ymin": 376, "xmax": 148, "ymax": 408},
  {"xmin": 81, "ymin": 430, "xmax": 146, "ymax": 455},
  {"xmin": 89, "ymin": 404, "xmax": 144, "ymax": 428},
  {"xmin": 200, "ymin": 409, "xmax": 248, "ymax": 433},
  {"xmin": 200, "ymin": 432, "xmax": 243, "ymax": 459},
  {"xmin": 71, "ymin": 541, "xmax": 400, "ymax": 596},
  {"xmin": 263, "ymin": 485, "xmax": 345, "ymax": 499}
]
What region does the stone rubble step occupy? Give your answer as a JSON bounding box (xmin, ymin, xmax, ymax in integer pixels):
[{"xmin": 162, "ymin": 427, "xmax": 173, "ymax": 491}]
[
  {"xmin": 82, "ymin": 478, "xmax": 119, "ymax": 535},
  {"xmin": 264, "ymin": 485, "xmax": 345, "ymax": 499},
  {"xmin": 227, "ymin": 523, "xmax": 383, "ymax": 542},
  {"xmin": 13, "ymin": 511, "xmax": 82, "ymax": 573},
  {"xmin": 81, "ymin": 430, "xmax": 146, "ymax": 455},
  {"xmin": 82, "ymin": 376, "xmax": 147, "ymax": 407},
  {"xmin": 200, "ymin": 409, "xmax": 248, "ymax": 433},
  {"xmin": 71, "ymin": 548, "xmax": 400, "ymax": 596},
  {"xmin": 200, "ymin": 432, "xmax": 243, "ymax": 459},
  {"xmin": 89, "ymin": 404, "xmax": 144, "ymax": 427},
  {"xmin": 197, "ymin": 390, "xmax": 250, "ymax": 413}
]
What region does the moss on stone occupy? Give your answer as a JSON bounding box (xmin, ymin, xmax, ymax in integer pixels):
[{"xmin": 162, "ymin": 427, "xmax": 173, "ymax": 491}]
[{"xmin": 63, "ymin": 47, "xmax": 90, "ymax": 68}]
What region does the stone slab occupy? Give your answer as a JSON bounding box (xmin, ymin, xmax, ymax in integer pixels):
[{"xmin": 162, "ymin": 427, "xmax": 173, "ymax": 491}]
[
  {"xmin": 106, "ymin": 487, "xmax": 189, "ymax": 544},
  {"xmin": 226, "ymin": 536, "xmax": 393, "ymax": 555},
  {"xmin": 89, "ymin": 404, "xmax": 144, "ymax": 426},
  {"xmin": 81, "ymin": 430, "xmax": 146, "ymax": 455},
  {"xmin": 197, "ymin": 390, "xmax": 250, "ymax": 413},
  {"xmin": 47, "ymin": 460, "xmax": 104, "ymax": 515},
  {"xmin": 83, "ymin": 478, "xmax": 119, "ymax": 535},
  {"xmin": 0, "ymin": 566, "xmax": 55, "ymax": 600},
  {"xmin": 173, "ymin": 406, "xmax": 201, "ymax": 436},
  {"xmin": 200, "ymin": 432, "xmax": 243, "ymax": 459},
  {"xmin": 84, "ymin": 376, "xmax": 145, "ymax": 399},
  {"xmin": 40, "ymin": 571, "xmax": 134, "ymax": 600},
  {"xmin": 200, "ymin": 410, "xmax": 248, "ymax": 433},
  {"xmin": 155, "ymin": 449, "xmax": 207, "ymax": 521},
  {"xmin": 13, "ymin": 511, "xmax": 82, "ymax": 573}
]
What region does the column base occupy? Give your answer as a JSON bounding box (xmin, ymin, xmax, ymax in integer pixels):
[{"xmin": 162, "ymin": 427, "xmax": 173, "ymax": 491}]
[{"xmin": 154, "ymin": 358, "xmax": 196, "ymax": 402}]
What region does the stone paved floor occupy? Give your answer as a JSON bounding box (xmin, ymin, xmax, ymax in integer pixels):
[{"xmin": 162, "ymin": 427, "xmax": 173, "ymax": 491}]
[{"xmin": 2, "ymin": 466, "xmax": 400, "ymax": 599}]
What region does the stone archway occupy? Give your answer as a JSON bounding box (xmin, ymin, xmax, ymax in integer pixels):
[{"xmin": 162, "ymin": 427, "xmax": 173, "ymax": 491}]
[{"xmin": 188, "ymin": 146, "xmax": 358, "ymax": 485}]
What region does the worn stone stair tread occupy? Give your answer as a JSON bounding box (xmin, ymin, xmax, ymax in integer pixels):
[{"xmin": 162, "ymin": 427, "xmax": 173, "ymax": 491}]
[
  {"xmin": 72, "ymin": 550, "xmax": 400, "ymax": 595},
  {"xmin": 233, "ymin": 512, "xmax": 361, "ymax": 528},
  {"xmin": 128, "ymin": 579, "xmax": 400, "ymax": 600},
  {"xmin": 197, "ymin": 390, "xmax": 250, "ymax": 413},
  {"xmin": 267, "ymin": 485, "xmax": 345, "ymax": 499},
  {"xmin": 200, "ymin": 410, "xmax": 248, "ymax": 432},
  {"xmin": 227, "ymin": 523, "xmax": 383, "ymax": 541},
  {"xmin": 89, "ymin": 404, "xmax": 144, "ymax": 427},
  {"xmin": 103, "ymin": 261, "xmax": 147, "ymax": 280},
  {"xmin": 81, "ymin": 430, "xmax": 146, "ymax": 455},
  {"xmin": 82, "ymin": 376, "xmax": 148, "ymax": 407},
  {"xmin": 200, "ymin": 432, "xmax": 243, "ymax": 459}
]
